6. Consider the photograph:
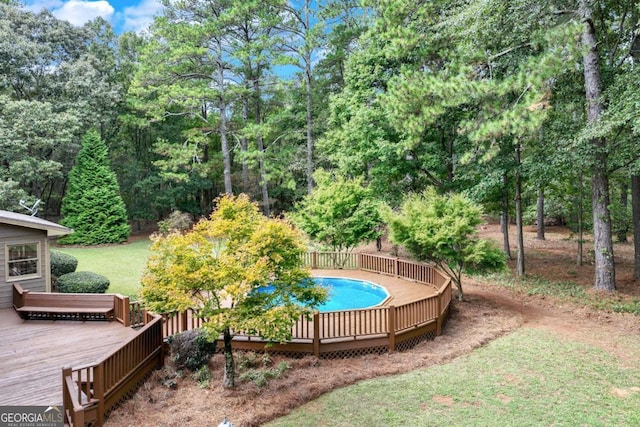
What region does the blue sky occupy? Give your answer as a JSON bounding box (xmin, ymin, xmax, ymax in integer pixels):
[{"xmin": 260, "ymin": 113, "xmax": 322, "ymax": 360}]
[{"xmin": 23, "ymin": 0, "xmax": 163, "ymax": 33}]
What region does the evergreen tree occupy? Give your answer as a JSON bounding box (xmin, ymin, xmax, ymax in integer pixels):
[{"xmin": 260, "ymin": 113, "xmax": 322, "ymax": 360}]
[{"xmin": 60, "ymin": 130, "xmax": 130, "ymax": 245}]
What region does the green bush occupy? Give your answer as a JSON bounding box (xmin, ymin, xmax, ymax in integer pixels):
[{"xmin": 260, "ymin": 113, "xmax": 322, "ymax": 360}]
[
  {"xmin": 50, "ymin": 251, "xmax": 78, "ymax": 278},
  {"xmin": 56, "ymin": 271, "xmax": 110, "ymax": 293},
  {"xmin": 239, "ymin": 361, "xmax": 290, "ymax": 387},
  {"xmin": 157, "ymin": 210, "xmax": 193, "ymax": 235},
  {"xmin": 167, "ymin": 329, "xmax": 217, "ymax": 372},
  {"xmin": 193, "ymin": 365, "xmax": 212, "ymax": 389}
]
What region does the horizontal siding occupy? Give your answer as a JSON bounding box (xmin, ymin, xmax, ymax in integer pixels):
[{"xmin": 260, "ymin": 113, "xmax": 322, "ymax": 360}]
[
  {"xmin": 0, "ymin": 293, "xmax": 9, "ymax": 309},
  {"xmin": 0, "ymin": 224, "xmax": 44, "ymax": 240},
  {"xmin": 0, "ymin": 225, "xmax": 48, "ymax": 308}
]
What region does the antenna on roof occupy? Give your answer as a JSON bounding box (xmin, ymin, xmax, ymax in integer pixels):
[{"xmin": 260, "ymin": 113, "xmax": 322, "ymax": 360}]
[{"xmin": 19, "ymin": 199, "xmax": 41, "ymax": 217}]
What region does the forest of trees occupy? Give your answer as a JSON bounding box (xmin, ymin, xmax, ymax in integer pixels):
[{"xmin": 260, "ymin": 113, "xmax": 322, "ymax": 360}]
[{"xmin": 2, "ymin": 0, "xmax": 640, "ymax": 292}]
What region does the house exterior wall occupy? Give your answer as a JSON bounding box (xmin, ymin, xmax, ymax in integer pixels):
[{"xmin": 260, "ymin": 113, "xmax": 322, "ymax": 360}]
[{"xmin": 0, "ymin": 224, "xmax": 49, "ymax": 309}]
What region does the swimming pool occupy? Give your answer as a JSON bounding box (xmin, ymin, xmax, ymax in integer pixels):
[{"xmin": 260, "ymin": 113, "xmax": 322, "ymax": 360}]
[
  {"xmin": 257, "ymin": 277, "xmax": 390, "ymax": 312},
  {"xmin": 312, "ymin": 277, "xmax": 390, "ymax": 311}
]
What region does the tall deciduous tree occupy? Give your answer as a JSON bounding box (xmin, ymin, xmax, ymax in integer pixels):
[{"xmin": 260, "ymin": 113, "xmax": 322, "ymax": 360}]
[
  {"xmin": 0, "ymin": 4, "xmax": 125, "ymax": 214},
  {"xmin": 0, "ymin": 97, "xmax": 79, "ymax": 211},
  {"xmin": 141, "ymin": 194, "xmax": 326, "ymax": 388},
  {"xmin": 60, "ymin": 130, "xmax": 130, "ymax": 245}
]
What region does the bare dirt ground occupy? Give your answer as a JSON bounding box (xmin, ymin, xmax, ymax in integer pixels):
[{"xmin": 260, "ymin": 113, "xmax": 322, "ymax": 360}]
[{"xmin": 106, "ymin": 224, "xmax": 640, "ymax": 427}]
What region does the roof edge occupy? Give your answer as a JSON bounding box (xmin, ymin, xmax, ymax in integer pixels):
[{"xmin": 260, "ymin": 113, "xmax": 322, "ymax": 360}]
[{"xmin": 0, "ymin": 210, "xmax": 73, "ymax": 237}]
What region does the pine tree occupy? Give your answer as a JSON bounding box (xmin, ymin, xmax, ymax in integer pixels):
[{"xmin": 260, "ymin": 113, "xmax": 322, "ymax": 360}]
[{"xmin": 60, "ymin": 130, "xmax": 130, "ymax": 245}]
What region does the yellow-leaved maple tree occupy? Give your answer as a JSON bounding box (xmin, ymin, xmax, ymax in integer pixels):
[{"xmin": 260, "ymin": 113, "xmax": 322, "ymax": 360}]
[{"xmin": 141, "ymin": 194, "xmax": 326, "ymax": 388}]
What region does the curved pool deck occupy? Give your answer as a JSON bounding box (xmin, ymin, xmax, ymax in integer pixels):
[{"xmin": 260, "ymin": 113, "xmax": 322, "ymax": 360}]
[{"xmin": 310, "ymin": 269, "xmax": 438, "ymax": 306}]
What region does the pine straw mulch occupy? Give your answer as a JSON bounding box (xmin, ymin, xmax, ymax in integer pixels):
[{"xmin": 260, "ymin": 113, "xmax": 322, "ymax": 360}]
[
  {"xmin": 106, "ymin": 289, "xmax": 523, "ymax": 427},
  {"xmin": 106, "ymin": 224, "xmax": 640, "ymax": 426}
]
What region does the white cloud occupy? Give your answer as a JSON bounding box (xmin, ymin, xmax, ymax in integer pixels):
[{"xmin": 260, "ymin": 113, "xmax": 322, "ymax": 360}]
[
  {"xmin": 121, "ymin": 0, "xmax": 163, "ymax": 33},
  {"xmin": 51, "ymin": 1, "xmax": 115, "ymax": 26},
  {"xmin": 23, "ymin": 0, "xmax": 65, "ymax": 14},
  {"xmin": 23, "ymin": 0, "xmax": 163, "ymax": 33}
]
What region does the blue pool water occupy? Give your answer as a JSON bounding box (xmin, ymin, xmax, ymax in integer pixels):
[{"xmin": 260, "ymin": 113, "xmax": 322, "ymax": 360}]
[
  {"xmin": 257, "ymin": 277, "xmax": 389, "ymax": 311},
  {"xmin": 313, "ymin": 277, "xmax": 389, "ymax": 311}
]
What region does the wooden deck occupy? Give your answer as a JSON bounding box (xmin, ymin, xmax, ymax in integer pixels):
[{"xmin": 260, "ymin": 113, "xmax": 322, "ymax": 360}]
[
  {"xmin": 0, "ymin": 268, "xmax": 438, "ymax": 408},
  {"xmin": 311, "ymin": 269, "xmax": 437, "ymax": 306},
  {"xmin": 0, "ymin": 308, "xmax": 137, "ymax": 406}
]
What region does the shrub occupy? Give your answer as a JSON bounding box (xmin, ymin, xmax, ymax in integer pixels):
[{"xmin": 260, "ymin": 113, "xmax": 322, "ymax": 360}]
[
  {"xmin": 59, "ymin": 130, "xmax": 130, "ymax": 245},
  {"xmin": 167, "ymin": 329, "xmax": 217, "ymax": 372},
  {"xmin": 290, "ymin": 170, "xmax": 382, "ymax": 255},
  {"xmin": 237, "ymin": 351, "xmax": 272, "ymax": 370},
  {"xmin": 193, "ymin": 365, "xmax": 212, "ymax": 389},
  {"xmin": 56, "ymin": 271, "xmax": 110, "ymax": 293},
  {"xmin": 157, "ymin": 210, "xmax": 193, "ymax": 235},
  {"xmin": 50, "ymin": 251, "xmax": 78, "ymax": 278},
  {"xmin": 381, "ymin": 188, "xmax": 506, "ymax": 300},
  {"xmin": 239, "ymin": 361, "xmax": 290, "ymax": 387}
]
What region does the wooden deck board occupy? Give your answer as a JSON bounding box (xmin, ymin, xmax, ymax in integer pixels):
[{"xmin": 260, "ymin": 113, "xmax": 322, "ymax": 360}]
[
  {"xmin": 0, "ymin": 309, "xmax": 137, "ymax": 406},
  {"xmin": 311, "ymin": 269, "xmax": 437, "ymax": 306}
]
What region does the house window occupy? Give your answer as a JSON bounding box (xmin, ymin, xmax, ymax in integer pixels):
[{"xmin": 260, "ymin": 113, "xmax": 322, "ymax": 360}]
[{"xmin": 7, "ymin": 242, "xmax": 40, "ymax": 280}]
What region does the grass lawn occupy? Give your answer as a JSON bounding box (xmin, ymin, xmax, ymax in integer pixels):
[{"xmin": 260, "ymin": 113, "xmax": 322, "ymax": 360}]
[
  {"xmin": 268, "ymin": 328, "xmax": 640, "ymax": 427},
  {"xmin": 54, "ymin": 238, "xmax": 150, "ymax": 298}
]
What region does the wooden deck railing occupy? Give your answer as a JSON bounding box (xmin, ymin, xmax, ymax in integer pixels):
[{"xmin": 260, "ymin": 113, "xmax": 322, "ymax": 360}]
[
  {"xmin": 302, "ymin": 251, "xmax": 359, "ymax": 269},
  {"xmin": 317, "ymin": 307, "xmax": 388, "ymax": 339},
  {"xmin": 162, "ymin": 309, "xmax": 205, "ymax": 337},
  {"xmin": 359, "ymin": 253, "xmax": 398, "ymax": 275},
  {"xmin": 155, "ymin": 252, "xmax": 452, "ymax": 357},
  {"xmin": 58, "ymin": 252, "xmax": 451, "ymax": 425},
  {"xmin": 113, "ymin": 295, "xmax": 129, "ymax": 326},
  {"xmin": 62, "ymin": 311, "xmax": 163, "ymax": 427},
  {"xmin": 128, "ymin": 300, "xmax": 146, "ymax": 328}
]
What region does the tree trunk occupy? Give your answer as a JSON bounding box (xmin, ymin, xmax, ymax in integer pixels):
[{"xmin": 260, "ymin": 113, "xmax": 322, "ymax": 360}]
[
  {"xmin": 501, "ymin": 173, "xmax": 512, "ymax": 259},
  {"xmin": 254, "ymin": 77, "xmax": 270, "ymax": 216},
  {"xmin": 577, "ymin": 172, "xmax": 584, "ymax": 266},
  {"xmin": 220, "ymin": 104, "xmax": 232, "ymax": 195},
  {"xmin": 580, "ymin": 1, "xmax": 615, "ymax": 291},
  {"xmin": 515, "ymin": 144, "xmax": 525, "ymax": 276},
  {"xmin": 257, "ymin": 135, "xmax": 270, "ymax": 216},
  {"xmin": 304, "ymin": 4, "xmax": 314, "ymax": 194},
  {"xmin": 536, "ymin": 186, "xmax": 545, "ymax": 240},
  {"xmin": 217, "ymin": 40, "xmax": 233, "ymax": 195},
  {"xmin": 241, "ymin": 96, "xmax": 250, "ymax": 194},
  {"xmin": 223, "ymin": 328, "xmax": 235, "ymax": 388},
  {"xmin": 632, "ymin": 175, "xmax": 640, "ymax": 279},
  {"xmin": 618, "ymin": 181, "xmax": 628, "ymax": 243}
]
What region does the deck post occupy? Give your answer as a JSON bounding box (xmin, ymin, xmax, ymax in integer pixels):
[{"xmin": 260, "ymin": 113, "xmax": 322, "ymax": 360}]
[
  {"xmin": 157, "ymin": 318, "xmax": 166, "ymax": 368},
  {"xmin": 13, "ymin": 284, "xmax": 28, "ymax": 308},
  {"xmin": 94, "ymin": 363, "xmax": 105, "ymax": 426},
  {"xmin": 313, "ymin": 312, "xmax": 320, "ymax": 358},
  {"xmin": 436, "ymin": 291, "xmax": 442, "ymax": 335},
  {"xmin": 122, "ymin": 296, "xmax": 130, "ymax": 327},
  {"xmin": 394, "ymin": 258, "xmax": 399, "ymax": 277},
  {"xmin": 312, "ymin": 251, "xmax": 318, "ymax": 269},
  {"xmin": 388, "ymin": 306, "xmax": 396, "ymax": 352},
  {"xmin": 62, "ymin": 366, "xmax": 71, "ymax": 423},
  {"xmin": 180, "ymin": 310, "xmax": 188, "ymax": 332},
  {"xmin": 62, "ymin": 366, "xmax": 86, "ymax": 426}
]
